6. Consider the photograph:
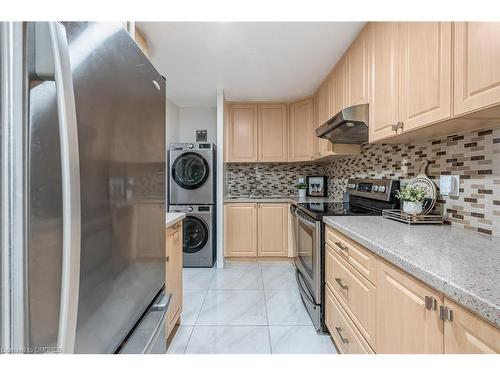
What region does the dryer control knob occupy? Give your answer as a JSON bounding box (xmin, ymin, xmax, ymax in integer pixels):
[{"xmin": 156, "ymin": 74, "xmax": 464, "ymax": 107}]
[
  {"xmin": 187, "ymin": 207, "xmax": 193, "ymax": 212},
  {"xmin": 188, "ymin": 144, "xmax": 194, "ymax": 149}
]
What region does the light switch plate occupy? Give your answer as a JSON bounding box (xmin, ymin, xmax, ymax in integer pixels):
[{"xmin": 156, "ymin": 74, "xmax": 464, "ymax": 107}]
[{"xmin": 439, "ymin": 175, "xmax": 460, "ymax": 197}]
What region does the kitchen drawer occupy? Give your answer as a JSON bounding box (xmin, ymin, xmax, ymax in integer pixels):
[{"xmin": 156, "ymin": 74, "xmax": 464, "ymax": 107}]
[
  {"xmin": 325, "ymin": 225, "xmax": 377, "ymax": 285},
  {"xmin": 325, "ymin": 285, "xmax": 374, "ymax": 354},
  {"xmin": 326, "ymin": 244, "xmax": 376, "ymax": 346}
]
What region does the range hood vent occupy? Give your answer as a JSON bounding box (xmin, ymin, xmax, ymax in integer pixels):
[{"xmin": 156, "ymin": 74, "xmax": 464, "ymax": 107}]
[{"xmin": 315, "ymin": 104, "xmax": 369, "ymax": 144}]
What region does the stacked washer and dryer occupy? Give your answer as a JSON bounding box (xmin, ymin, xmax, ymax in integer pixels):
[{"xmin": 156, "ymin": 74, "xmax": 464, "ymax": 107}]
[{"xmin": 168, "ymin": 143, "xmax": 216, "ymax": 267}]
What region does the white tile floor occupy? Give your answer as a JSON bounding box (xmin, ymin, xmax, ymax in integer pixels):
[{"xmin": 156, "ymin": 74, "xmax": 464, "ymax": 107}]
[{"xmin": 167, "ymin": 261, "xmax": 337, "ymax": 354}]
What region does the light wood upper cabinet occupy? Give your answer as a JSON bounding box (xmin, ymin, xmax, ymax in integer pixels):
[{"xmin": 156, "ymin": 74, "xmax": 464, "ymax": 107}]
[
  {"xmin": 369, "ymin": 22, "xmax": 400, "ymax": 143},
  {"xmin": 227, "ymin": 103, "xmax": 258, "ymax": 162},
  {"xmin": 257, "ymin": 203, "xmax": 288, "ymax": 257},
  {"xmin": 444, "ymin": 298, "xmax": 500, "ymax": 354},
  {"xmin": 376, "ymin": 260, "xmax": 444, "ymax": 354},
  {"xmin": 399, "ymin": 22, "xmax": 452, "ymax": 132},
  {"xmin": 346, "ymin": 26, "xmax": 370, "ymax": 107},
  {"xmin": 332, "ymin": 57, "xmax": 346, "ymax": 115},
  {"xmin": 224, "ymin": 203, "xmax": 258, "ymax": 257},
  {"xmin": 454, "ymin": 22, "xmax": 500, "ymax": 116},
  {"xmin": 166, "ymin": 221, "xmax": 183, "ymax": 338},
  {"xmin": 258, "ymin": 103, "xmax": 288, "ymax": 162},
  {"xmin": 289, "ymin": 98, "xmax": 314, "ymax": 162}
]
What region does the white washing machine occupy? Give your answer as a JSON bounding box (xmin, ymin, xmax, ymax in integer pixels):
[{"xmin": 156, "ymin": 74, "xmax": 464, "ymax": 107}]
[
  {"xmin": 168, "ymin": 205, "xmax": 215, "ymax": 268},
  {"xmin": 168, "ymin": 143, "xmax": 216, "ymax": 205}
]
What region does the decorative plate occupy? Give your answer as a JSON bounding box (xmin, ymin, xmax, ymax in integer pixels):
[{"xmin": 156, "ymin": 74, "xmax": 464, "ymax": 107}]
[{"xmin": 406, "ymin": 160, "xmax": 437, "ymax": 215}]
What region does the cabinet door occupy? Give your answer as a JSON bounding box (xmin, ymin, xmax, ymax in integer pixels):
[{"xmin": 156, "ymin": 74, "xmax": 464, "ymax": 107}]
[
  {"xmin": 376, "ymin": 260, "xmax": 443, "ymax": 353},
  {"xmin": 166, "ymin": 222, "xmax": 183, "ymax": 337},
  {"xmin": 288, "ymin": 98, "xmax": 314, "ymax": 162},
  {"xmin": 135, "ymin": 203, "xmax": 165, "ymax": 259},
  {"xmin": 227, "ymin": 103, "xmax": 258, "ymax": 162},
  {"xmin": 444, "ymin": 298, "xmax": 500, "ymax": 354},
  {"xmin": 258, "ymin": 103, "xmax": 287, "ymax": 162},
  {"xmin": 369, "ymin": 22, "xmax": 399, "ymax": 143},
  {"xmin": 332, "ymin": 57, "xmax": 346, "ymax": 114},
  {"xmin": 454, "ymin": 22, "xmax": 500, "ymax": 116},
  {"xmin": 257, "ymin": 203, "xmax": 288, "ymax": 257},
  {"xmin": 224, "ymin": 203, "xmax": 257, "ymax": 257},
  {"xmin": 346, "ymin": 26, "xmax": 370, "ymax": 107},
  {"xmin": 399, "ymin": 22, "xmax": 452, "ymax": 132}
]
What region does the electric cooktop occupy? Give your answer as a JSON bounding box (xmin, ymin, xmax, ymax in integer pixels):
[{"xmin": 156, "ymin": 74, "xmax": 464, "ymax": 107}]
[{"xmin": 296, "ymin": 202, "xmax": 380, "ymax": 220}]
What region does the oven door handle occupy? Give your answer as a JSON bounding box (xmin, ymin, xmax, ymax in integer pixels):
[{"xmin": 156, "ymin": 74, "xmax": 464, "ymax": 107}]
[
  {"xmin": 295, "ymin": 211, "xmax": 317, "ymax": 229},
  {"xmin": 295, "ymin": 268, "xmax": 317, "ymax": 307}
]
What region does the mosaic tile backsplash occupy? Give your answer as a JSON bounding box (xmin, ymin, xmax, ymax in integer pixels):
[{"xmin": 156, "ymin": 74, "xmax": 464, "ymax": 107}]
[
  {"xmin": 225, "ymin": 163, "xmax": 324, "ymax": 197},
  {"xmin": 322, "ymin": 127, "xmax": 500, "ymax": 237},
  {"xmin": 224, "ymin": 127, "xmax": 500, "ymax": 237}
]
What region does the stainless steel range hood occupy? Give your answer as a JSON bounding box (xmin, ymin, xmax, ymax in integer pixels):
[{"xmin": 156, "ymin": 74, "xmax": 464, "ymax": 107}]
[{"xmin": 316, "ymin": 104, "xmax": 369, "ymax": 144}]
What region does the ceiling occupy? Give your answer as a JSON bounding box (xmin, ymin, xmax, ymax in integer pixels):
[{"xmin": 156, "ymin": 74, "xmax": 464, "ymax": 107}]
[{"xmin": 137, "ymin": 22, "xmax": 365, "ymax": 107}]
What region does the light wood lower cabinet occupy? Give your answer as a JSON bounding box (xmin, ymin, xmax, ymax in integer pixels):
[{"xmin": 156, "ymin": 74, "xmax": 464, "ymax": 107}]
[
  {"xmin": 444, "ymin": 298, "xmax": 500, "ymax": 354},
  {"xmin": 325, "ymin": 225, "xmax": 377, "ymax": 285},
  {"xmin": 326, "ymin": 245, "xmax": 376, "ymax": 347},
  {"xmin": 376, "ymin": 259, "xmax": 444, "ymax": 354},
  {"xmin": 225, "ymin": 203, "xmax": 288, "ymax": 258},
  {"xmin": 325, "ymin": 285, "xmax": 374, "ymax": 354},
  {"xmin": 224, "ymin": 203, "xmax": 258, "ymax": 257},
  {"xmin": 324, "ymin": 223, "xmax": 500, "ymax": 354},
  {"xmin": 258, "ymin": 203, "xmax": 288, "ymax": 257},
  {"xmin": 166, "ymin": 221, "xmax": 183, "ymax": 338}
]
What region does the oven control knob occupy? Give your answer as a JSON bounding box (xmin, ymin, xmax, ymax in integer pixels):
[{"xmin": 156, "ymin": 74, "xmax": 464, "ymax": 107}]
[
  {"xmin": 188, "ymin": 144, "xmax": 194, "ymax": 149},
  {"xmin": 187, "ymin": 207, "xmax": 193, "ymax": 212},
  {"xmin": 378, "ymin": 185, "xmax": 386, "ymax": 193},
  {"xmin": 348, "ymin": 183, "xmax": 356, "ymax": 189},
  {"xmin": 372, "ymin": 185, "xmax": 379, "ymax": 192}
]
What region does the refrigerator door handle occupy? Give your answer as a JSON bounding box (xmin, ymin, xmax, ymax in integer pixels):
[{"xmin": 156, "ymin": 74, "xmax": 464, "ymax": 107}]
[{"xmin": 48, "ymin": 22, "xmax": 82, "ymax": 354}]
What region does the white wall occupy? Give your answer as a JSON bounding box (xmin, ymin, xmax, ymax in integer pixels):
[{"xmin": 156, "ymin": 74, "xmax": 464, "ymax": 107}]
[
  {"xmin": 177, "ymin": 107, "xmax": 217, "ymax": 143},
  {"xmin": 166, "ymin": 98, "xmax": 180, "ymax": 147}
]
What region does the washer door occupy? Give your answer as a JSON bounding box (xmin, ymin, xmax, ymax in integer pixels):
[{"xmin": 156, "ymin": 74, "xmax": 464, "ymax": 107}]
[
  {"xmin": 172, "ymin": 152, "xmax": 209, "ymax": 190},
  {"xmin": 183, "ymin": 216, "xmax": 209, "ymax": 254}
]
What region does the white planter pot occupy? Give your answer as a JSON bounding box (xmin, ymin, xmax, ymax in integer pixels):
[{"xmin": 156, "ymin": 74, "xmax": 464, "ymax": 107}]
[
  {"xmin": 298, "ymin": 189, "xmax": 307, "ymax": 198},
  {"xmin": 403, "ymin": 201, "xmax": 423, "ymax": 215}
]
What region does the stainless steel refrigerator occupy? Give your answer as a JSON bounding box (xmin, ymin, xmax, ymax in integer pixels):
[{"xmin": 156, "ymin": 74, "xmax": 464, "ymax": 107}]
[{"xmin": 1, "ymin": 22, "xmax": 167, "ymax": 354}]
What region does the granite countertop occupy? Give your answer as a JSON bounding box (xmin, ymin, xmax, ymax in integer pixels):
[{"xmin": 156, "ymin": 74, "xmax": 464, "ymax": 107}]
[
  {"xmin": 224, "ymin": 196, "xmax": 339, "ymax": 204},
  {"xmin": 166, "ymin": 212, "xmax": 185, "ymax": 227},
  {"xmin": 323, "ymin": 216, "xmax": 500, "ymax": 327}
]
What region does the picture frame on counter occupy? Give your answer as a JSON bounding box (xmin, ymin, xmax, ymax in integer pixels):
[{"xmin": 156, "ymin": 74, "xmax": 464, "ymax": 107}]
[{"xmin": 306, "ymin": 176, "xmax": 327, "ymax": 197}]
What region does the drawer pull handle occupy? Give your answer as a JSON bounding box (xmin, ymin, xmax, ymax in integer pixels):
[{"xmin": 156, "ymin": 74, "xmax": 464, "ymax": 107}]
[
  {"xmin": 335, "ymin": 326, "xmax": 349, "ymax": 344},
  {"xmin": 334, "ymin": 241, "xmax": 348, "ymax": 253},
  {"xmin": 335, "ymin": 278, "xmax": 348, "ymax": 290}
]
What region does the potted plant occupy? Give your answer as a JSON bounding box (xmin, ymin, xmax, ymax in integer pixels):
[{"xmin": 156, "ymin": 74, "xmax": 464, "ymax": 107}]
[
  {"xmin": 395, "ymin": 185, "xmax": 427, "ymax": 215},
  {"xmin": 296, "ymin": 181, "xmax": 308, "ymax": 198}
]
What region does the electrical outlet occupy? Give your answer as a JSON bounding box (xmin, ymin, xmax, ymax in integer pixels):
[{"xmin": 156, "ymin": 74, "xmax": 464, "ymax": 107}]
[{"xmin": 439, "ymin": 175, "xmax": 460, "ymax": 197}]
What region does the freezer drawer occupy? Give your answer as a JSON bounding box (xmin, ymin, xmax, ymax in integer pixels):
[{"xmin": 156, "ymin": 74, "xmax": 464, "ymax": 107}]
[{"xmin": 119, "ymin": 292, "xmax": 171, "ymax": 354}]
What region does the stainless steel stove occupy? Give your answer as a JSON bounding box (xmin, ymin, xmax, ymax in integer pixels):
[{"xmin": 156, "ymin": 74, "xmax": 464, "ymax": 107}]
[{"xmin": 290, "ymin": 178, "xmax": 400, "ymax": 333}]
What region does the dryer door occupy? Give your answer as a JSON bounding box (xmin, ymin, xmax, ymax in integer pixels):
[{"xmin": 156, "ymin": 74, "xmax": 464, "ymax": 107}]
[
  {"xmin": 171, "ymin": 152, "xmax": 209, "ymax": 190},
  {"xmin": 183, "ymin": 216, "xmax": 209, "ymax": 254}
]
